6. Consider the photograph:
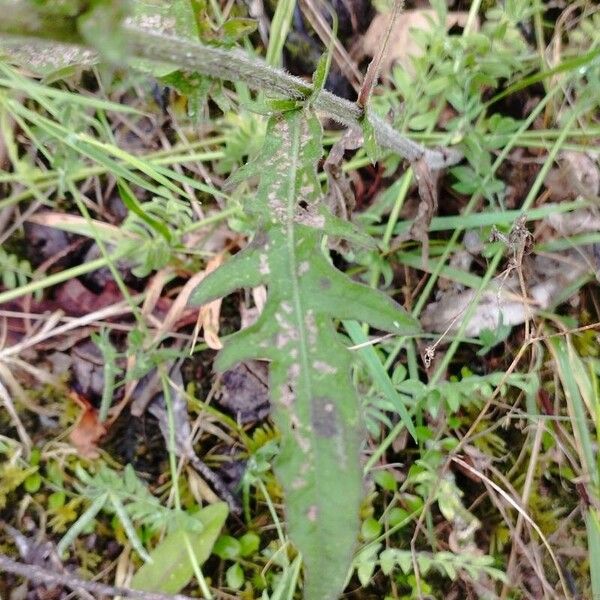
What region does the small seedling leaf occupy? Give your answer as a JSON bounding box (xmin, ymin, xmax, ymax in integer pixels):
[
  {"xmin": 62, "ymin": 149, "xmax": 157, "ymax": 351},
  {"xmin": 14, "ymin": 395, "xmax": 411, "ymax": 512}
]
[{"xmin": 131, "ymin": 502, "xmax": 228, "ymax": 593}]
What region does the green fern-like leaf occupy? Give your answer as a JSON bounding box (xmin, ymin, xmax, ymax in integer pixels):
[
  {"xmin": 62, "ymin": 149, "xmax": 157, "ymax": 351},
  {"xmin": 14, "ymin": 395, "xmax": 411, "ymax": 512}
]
[
  {"xmin": 59, "ymin": 464, "xmax": 202, "ymax": 559},
  {"xmin": 379, "ymin": 548, "xmax": 507, "ymax": 583},
  {"xmin": 0, "ymin": 247, "xmax": 34, "ymax": 291},
  {"xmin": 116, "ymin": 193, "xmax": 193, "ymax": 276},
  {"xmin": 190, "ymin": 108, "xmax": 420, "ymax": 600}
]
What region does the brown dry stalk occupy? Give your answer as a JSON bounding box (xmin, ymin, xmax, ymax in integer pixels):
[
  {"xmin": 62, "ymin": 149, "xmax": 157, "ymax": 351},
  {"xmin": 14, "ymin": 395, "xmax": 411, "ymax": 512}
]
[
  {"xmin": 0, "ymin": 554, "xmax": 197, "ymax": 600},
  {"xmin": 357, "ymin": 0, "xmax": 404, "ymax": 109}
]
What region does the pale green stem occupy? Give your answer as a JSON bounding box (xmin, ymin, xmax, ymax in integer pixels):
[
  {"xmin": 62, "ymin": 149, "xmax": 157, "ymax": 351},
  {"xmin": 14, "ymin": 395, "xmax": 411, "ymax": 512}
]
[
  {"xmin": 0, "ymin": 5, "xmax": 461, "ymax": 170},
  {"xmin": 161, "ymin": 371, "xmax": 182, "ymax": 511}
]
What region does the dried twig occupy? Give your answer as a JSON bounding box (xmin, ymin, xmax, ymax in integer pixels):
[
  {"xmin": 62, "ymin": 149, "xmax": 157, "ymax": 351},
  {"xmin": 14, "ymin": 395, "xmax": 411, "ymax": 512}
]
[
  {"xmin": 357, "ymin": 0, "xmax": 404, "ymax": 109},
  {"xmin": 0, "ymin": 554, "xmax": 197, "ymax": 600},
  {"xmin": 0, "ymin": 378, "xmax": 32, "ymax": 450}
]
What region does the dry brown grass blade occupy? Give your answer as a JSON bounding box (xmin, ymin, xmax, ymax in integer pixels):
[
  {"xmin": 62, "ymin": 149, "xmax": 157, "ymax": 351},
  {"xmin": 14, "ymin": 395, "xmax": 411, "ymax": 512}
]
[
  {"xmin": 142, "ymin": 269, "xmax": 170, "ymax": 320},
  {"xmin": 112, "ymin": 268, "xmax": 172, "ymax": 419},
  {"xmin": 452, "ymin": 456, "xmax": 572, "ymax": 600},
  {"xmin": 0, "ymin": 362, "xmax": 58, "ymax": 417},
  {"xmin": 0, "ymin": 377, "xmax": 32, "ymax": 451},
  {"xmin": 0, "ymin": 200, "xmax": 44, "ymax": 248},
  {"xmin": 191, "ymin": 254, "xmax": 224, "ymax": 351},
  {"xmin": 479, "ymin": 473, "xmax": 556, "ymax": 598},
  {"xmin": 501, "ymin": 421, "xmax": 546, "ymax": 599},
  {"xmin": 299, "ymin": 0, "xmax": 363, "ymax": 91},
  {"xmin": 357, "ymin": 0, "xmax": 404, "ymax": 109},
  {"xmin": 26, "ymin": 211, "xmax": 135, "ymax": 241},
  {"xmin": 0, "ymin": 303, "xmax": 134, "ymax": 359}
]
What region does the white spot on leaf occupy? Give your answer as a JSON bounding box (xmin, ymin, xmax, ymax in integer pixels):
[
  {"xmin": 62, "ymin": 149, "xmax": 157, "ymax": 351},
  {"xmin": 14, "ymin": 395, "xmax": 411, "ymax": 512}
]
[
  {"xmin": 259, "ymin": 254, "xmax": 270, "ymax": 275},
  {"xmin": 298, "ymin": 261, "xmax": 310, "ymax": 276},
  {"xmin": 313, "ymin": 361, "xmax": 337, "ymax": 375}
]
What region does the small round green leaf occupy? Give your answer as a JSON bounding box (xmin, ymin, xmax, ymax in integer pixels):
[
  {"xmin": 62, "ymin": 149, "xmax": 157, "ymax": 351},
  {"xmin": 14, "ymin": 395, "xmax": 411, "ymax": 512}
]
[
  {"xmin": 373, "ymin": 470, "xmax": 397, "ymax": 493},
  {"xmin": 226, "ymin": 562, "xmax": 244, "ymax": 590},
  {"xmin": 213, "ymin": 535, "xmax": 241, "ymax": 560},
  {"xmin": 239, "ymin": 532, "xmax": 260, "ymax": 557},
  {"xmin": 24, "ymin": 472, "xmax": 42, "ymax": 493},
  {"xmin": 360, "ymin": 517, "xmax": 382, "ymax": 541}
]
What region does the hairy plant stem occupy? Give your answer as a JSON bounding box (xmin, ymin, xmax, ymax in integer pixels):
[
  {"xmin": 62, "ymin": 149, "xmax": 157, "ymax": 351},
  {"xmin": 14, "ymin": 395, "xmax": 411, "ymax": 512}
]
[
  {"xmin": 0, "ymin": 14, "xmax": 461, "ymax": 169},
  {"xmin": 125, "ymin": 27, "xmax": 449, "ymax": 166}
]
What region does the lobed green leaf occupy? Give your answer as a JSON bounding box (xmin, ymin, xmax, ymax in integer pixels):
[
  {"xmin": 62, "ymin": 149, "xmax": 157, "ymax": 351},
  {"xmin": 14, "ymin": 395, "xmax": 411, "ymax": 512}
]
[{"xmin": 190, "ymin": 108, "xmax": 420, "ymax": 600}]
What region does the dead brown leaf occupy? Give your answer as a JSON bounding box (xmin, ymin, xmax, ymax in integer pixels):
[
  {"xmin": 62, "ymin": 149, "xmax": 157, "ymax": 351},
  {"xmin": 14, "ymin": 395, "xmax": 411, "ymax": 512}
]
[
  {"xmin": 390, "ymin": 157, "xmax": 441, "ymax": 266},
  {"xmin": 420, "ymin": 247, "xmax": 593, "ymax": 337},
  {"xmin": 544, "ymin": 151, "xmax": 600, "ymax": 202},
  {"xmin": 69, "ymin": 390, "xmax": 106, "ymax": 459},
  {"xmin": 54, "ymin": 280, "xmax": 124, "ymax": 316},
  {"xmin": 192, "ymin": 254, "xmax": 224, "ymax": 350},
  {"xmin": 411, "ymin": 156, "xmax": 441, "ymax": 266},
  {"xmin": 324, "ymin": 128, "xmax": 363, "ymax": 219},
  {"xmin": 217, "ymin": 360, "xmax": 270, "ymax": 423}
]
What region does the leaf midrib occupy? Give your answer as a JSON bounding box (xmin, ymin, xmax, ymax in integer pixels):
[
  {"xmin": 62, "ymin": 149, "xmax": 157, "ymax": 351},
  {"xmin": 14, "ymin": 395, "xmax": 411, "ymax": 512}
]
[{"xmin": 285, "ymin": 115, "xmax": 313, "ymax": 411}]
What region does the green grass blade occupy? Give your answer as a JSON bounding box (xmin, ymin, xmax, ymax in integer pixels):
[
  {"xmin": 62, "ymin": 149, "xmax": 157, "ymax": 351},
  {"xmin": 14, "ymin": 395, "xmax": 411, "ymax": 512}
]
[
  {"xmin": 117, "ymin": 179, "xmax": 172, "ymax": 242},
  {"xmin": 548, "ymin": 335, "xmax": 600, "ymax": 599},
  {"xmin": 488, "ymin": 46, "xmax": 600, "ymax": 106},
  {"xmin": 265, "ymin": 0, "xmax": 296, "ymax": 67},
  {"xmin": 109, "ymin": 493, "xmax": 152, "ymax": 563},
  {"xmin": 57, "ymin": 493, "xmax": 108, "ymax": 557},
  {"xmin": 343, "ymin": 320, "xmax": 417, "ymax": 441}
]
